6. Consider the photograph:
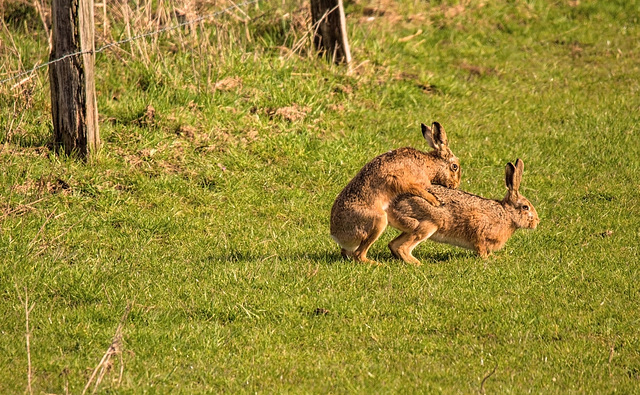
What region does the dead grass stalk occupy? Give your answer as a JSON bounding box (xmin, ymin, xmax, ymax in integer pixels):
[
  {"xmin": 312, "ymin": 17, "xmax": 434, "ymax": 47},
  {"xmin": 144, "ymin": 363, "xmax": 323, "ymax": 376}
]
[
  {"xmin": 82, "ymin": 303, "xmax": 132, "ymax": 394},
  {"xmin": 16, "ymin": 286, "xmax": 35, "ymax": 395}
]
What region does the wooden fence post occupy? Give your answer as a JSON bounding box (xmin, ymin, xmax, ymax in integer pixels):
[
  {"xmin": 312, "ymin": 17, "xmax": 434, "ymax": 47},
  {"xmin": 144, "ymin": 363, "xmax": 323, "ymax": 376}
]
[
  {"xmin": 310, "ymin": 0, "xmax": 352, "ymax": 65},
  {"xmin": 49, "ymin": 0, "xmax": 100, "ymax": 158}
]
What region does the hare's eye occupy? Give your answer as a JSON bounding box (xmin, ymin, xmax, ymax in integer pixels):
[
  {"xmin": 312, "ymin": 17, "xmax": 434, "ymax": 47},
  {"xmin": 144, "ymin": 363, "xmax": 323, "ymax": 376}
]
[
  {"xmin": 522, "ymin": 205, "xmax": 530, "ymax": 211},
  {"xmin": 451, "ymin": 163, "xmax": 459, "ymax": 172}
]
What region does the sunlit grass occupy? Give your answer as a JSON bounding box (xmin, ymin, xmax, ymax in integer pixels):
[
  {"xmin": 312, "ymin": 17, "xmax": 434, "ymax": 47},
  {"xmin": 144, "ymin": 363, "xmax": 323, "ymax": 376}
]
[{"xmin": 1, "ymin": 0, "xmax": 639, "ymax": 393}]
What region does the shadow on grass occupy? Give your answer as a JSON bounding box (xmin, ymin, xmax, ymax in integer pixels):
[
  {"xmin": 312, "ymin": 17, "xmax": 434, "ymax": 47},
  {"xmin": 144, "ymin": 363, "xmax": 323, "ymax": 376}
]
[
  {"xmin": 286, "ymin": 249, "xmax": 472, "ymax": 265},
  {"xmin": 287, "ymin": 251, "xmax": 346, "ymax": 264},
  {"xmin": 415, "ymin": 249, "xmax": 472, "ymax": 263},
  {"xmin": 205, "ymin": 249, "xmax": 345, "ymax": 265},
  {"xmin": 205, "ymin": 247, "xmax": 471, "ymax": 266}
]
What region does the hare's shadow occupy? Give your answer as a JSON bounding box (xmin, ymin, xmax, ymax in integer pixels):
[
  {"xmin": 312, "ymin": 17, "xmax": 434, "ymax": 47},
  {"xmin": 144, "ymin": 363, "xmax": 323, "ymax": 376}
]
[
  {"xmin": 206, "ymin": 246, "xmax": 469, "ymax": 265},
  {"xmin": 288, "ymin": 248, "xmax": 469, "ymax": 265},
  {"xmin": 213, "ymin": 250, "xmax": 345, "ymax": 265},
  {"xmin": 413, "ymin": 249, "xmax": 471, "ymax": 264}
]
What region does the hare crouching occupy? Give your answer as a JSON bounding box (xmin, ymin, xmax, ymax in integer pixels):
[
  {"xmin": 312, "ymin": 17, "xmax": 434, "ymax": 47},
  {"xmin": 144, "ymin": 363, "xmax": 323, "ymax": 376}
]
[
  {"xmin": 387, "ymin": 159, "xmax": 539, "ymax": 265},
  {"xmin": 330, "ymin": 122, "xmax": 461, "ymax": 264}
]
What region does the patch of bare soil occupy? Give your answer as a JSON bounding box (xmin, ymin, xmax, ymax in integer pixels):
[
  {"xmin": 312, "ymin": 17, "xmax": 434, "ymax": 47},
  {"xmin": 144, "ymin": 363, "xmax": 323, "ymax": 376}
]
[
  {"xmin": 251, "ymin": 104, "xmax": 311, "ymax": 122},
  {"xmin": 274, "ymin": 104, "xmax": 311, "ymax": 122},
  {"xmin": 214, "ymin": 76, "xmax": 242, "ymax": 92},
  {"xmin": 443, "ymin": 4, "xmax": 466, "ymax": 19},
  {"xmin": 13, "ymin": 175, "xmax": 72, "ymax": 196},
  {"xmin": 459, "ymin": 62, "xmax": 498, "ymax": 77},
  {"xmin": 133, "ymin": 104, "xmax": 157, "ymax": 127}
]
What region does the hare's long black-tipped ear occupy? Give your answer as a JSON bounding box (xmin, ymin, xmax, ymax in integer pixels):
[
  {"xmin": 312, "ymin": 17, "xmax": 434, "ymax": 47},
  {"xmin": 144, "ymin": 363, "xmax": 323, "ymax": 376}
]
[
  {"xmin": 505, "ymin": 160, "xmax": 523, "ymax": 201},
  {"xmin": 505, "ymin": 162, "xmax": 517, "ymax": 192},
  {"xmin": 432, "ymin": 121, "xmax": 448, "ymax": 148},
  {"xmin": 421, "ymin": 123, "xmax": 434, "ymax": 148},
  {"xmin": 423, "ymin": 122, "xmax": 448, "ymax": 151},
  {"xmin": 513, "ymin": 158, "xmax": 524, "ymax": 192}
]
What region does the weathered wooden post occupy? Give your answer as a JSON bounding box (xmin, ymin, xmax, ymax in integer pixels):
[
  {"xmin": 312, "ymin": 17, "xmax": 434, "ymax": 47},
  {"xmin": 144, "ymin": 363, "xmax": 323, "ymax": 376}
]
[
  {"xmin": 49, "ymin": 0, "xmax": 100, "ymax": 158},
  {"xmin": 310, "ymin": 0, "xmax": 352, "ymax": 65}
]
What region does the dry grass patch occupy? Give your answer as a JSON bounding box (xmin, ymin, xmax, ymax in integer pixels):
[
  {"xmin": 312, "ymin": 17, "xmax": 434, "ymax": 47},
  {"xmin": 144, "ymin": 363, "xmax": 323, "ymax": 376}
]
[
  {"xmin": 273, "ymin": 104, "xmax": 311, "ymax": 122},
  {"xmin": 214, "ymin": 76, "xmax": 243, "ymax": 92},
  {"xmin": 13, "ymin": 175, "xmax": 72, "ymax": 196}
]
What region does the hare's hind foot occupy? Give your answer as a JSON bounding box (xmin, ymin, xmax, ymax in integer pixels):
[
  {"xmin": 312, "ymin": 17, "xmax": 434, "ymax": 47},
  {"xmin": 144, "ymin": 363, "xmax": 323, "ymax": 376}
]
[
  {"xmin": 388, "ymin": 222, "xmax": 439, "ymax": 266},
  {"xmin": 389, "ymin": 244, "xmax": 403, "ymax": 260},
  {"xmin": 340, "ymin": 248, "xmax": 352, "ymax": 259},
  {"xmin": 388, "ymin": 234, "xmax": 422, "ymax": 266},
  {"xmin": 345, "ymin": 213, "xmax": 387, "ymax": 266},
  {"xmin": 340, "ymin": 248, "xmax": 381, "ymax": 265},
  {"xmin": 389, "ymin": 248, "xmax": 422, "ymax": 266},
  {"xmin": 352, "ymin": 250, "xmax": 382, "ymax": 266}
]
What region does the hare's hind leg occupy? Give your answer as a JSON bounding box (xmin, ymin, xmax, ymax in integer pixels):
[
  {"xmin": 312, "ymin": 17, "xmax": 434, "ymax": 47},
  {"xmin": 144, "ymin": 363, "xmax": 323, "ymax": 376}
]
[
  {"xmin": 388, "ymin": 232, "xmax": 422, "ymax": 265},
  {"xmin": 388, "ymin": 222, "xmax": 438, "ymax": 265},
  {"xmin": 352, "ymin": 212, "xmax": 388, "ymax": 264}
]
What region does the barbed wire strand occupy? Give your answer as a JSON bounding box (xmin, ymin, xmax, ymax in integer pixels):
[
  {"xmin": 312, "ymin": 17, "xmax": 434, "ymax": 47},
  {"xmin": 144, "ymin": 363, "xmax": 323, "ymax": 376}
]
[{"xmin": 0, "ymin": 0, "xmax": 261, "ymax": 87}]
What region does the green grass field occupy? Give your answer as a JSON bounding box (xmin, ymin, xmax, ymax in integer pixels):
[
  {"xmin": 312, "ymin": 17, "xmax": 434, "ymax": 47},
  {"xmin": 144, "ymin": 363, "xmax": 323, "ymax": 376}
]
[{"xmin": 1, "ymin": 0, "xmax": 639, "ymax": 392}]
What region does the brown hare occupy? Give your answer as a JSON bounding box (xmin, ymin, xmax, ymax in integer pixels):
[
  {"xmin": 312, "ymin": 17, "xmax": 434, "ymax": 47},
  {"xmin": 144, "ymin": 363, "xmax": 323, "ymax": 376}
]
[
  {"xmin": 387, "ymin": 159, "xmax": 539, "ymax": 265},
  {"xmin": 330, "ymin": 122, "xmax": 461, "ymax": 264}
]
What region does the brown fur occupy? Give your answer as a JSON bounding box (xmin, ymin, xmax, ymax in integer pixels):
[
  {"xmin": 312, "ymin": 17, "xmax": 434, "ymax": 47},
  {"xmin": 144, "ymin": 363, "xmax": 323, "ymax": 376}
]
[
  {"xmin": 387, "ymin": 159, "xmax": 539, "ymax": 265},
  {"xmin": 330, "ymin": 122, "xmax": 461, "ymax": 264}
]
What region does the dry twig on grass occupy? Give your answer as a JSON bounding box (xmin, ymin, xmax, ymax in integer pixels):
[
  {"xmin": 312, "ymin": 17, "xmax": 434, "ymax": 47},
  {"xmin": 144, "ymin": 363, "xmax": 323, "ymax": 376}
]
[
  {"xmin": 16, "ymin": 286, "xmax": 35, "ymax": 395},
  {"xmin": 82, "ymin": 303, "xmax": 132, "ymax": 394},
  {"xmin": 33, "ymin": 218, "xmax": 82, "ymax": 257},
  {"xmin": 27, "ymin": 210, "xmax": 56, "ymax": 249},
  {"xmin": 0, "ymin": 197, "xmax": 46, "ymax": 221}
]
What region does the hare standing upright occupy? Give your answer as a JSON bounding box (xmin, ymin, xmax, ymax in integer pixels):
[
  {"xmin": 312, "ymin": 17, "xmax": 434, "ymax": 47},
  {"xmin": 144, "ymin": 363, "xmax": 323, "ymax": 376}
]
[
  {"xmin": 387, "ymin": 159, "xmax": 539, "ymax": 265},
  {"xmin": 330, "ymin": 122, "xmax": 461, "ymax": 264}
]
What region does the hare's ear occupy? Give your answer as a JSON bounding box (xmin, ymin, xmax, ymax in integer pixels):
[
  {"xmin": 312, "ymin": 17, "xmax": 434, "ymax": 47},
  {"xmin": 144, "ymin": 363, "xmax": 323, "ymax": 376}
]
[
  {"xmin": 513, "ymin": 158, "xmax": 523, "ymax": 191},
  {"xmin": 422, "ymin": 121, "xmax": 448, "ymax": 151},
  {"xmin": 514, "ymin": 158, "xmax": 524, "ymax": 184},
  {"xmin": 421, "ymin": 123, "xmax": 434, "ymax": 147},
  {"xmin": 505, "ymin": 162, "xmax": 517, "ymax": 192},
  {"xmin": 505, "ymin": 159, "xmax": 523, "ymax": 197}
]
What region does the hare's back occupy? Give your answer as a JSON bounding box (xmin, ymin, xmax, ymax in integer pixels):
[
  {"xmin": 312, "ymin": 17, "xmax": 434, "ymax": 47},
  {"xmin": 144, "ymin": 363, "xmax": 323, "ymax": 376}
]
[
  {"xmin": 356, "ymin": 147, "xmax": 429, "ymax": 176},
  {"xmin": 429, "ymin": 185, "xmax": 497, "ymax": 207},
  {"xmin": 392, "ymin": 186, "xmax": 501, "ymax": 223}
]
